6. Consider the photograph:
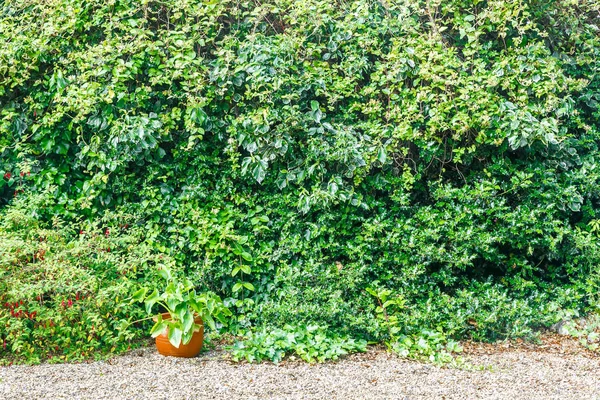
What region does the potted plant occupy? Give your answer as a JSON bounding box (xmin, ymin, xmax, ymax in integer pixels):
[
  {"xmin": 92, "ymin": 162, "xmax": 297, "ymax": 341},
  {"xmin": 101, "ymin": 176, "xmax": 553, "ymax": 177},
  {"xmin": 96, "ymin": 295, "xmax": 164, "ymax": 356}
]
[{"xmin": 131, "ymin": 269, "xmax": 231, "ymax": 358}]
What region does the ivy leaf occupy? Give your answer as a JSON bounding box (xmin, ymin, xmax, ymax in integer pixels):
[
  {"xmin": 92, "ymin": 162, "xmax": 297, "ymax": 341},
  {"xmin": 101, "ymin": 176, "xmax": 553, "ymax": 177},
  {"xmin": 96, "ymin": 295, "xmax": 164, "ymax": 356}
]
[
  {"xmin": 168, "ymin": 325, "xmax": 183, "ymax": 348},
  {"xmin": 203, "ymin": 313, "xmax": 216, "ymax": 331},
  {"xmin": 377, "ymin": 147, "xmax": 387, "ymax": 164},
  {"xmin": 182, "ymin": 327, "xmax": 195, "ymax": 346},
  {"xmin": 190, "ymin": 107, "xmax": 207, "ymax": 125},
  {"xmin": 182, "ymin": 310, "xmax": 194, "ymax": 334},
  {"xmin": 252, "ymin": 160, "xmax": 267, "ymax": 183},
  {"xmin": 131, "ymin": 288, "xmax": 147, "ymax": 303},
  {"xmin": 150, "ymin": 316, "xmax": 167, "ymax": 338},
  {"xmin": 144, "ymin": 289, "xmax": 160, "ymax": 315}
]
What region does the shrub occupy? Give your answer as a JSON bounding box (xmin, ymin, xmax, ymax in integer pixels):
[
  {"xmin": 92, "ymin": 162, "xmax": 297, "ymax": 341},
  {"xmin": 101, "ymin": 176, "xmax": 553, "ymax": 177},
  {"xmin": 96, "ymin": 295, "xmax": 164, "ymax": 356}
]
[
  {"xmin": 231, "ymin": 325, "xmax": 367, "ymax": 363},
  {"xmin": 0, "ymin": 191, "xmax": 169, "ymax": 363},
  {"xmin": 1, "ymin": 0, "xmax": 599, "ymax": 363}
]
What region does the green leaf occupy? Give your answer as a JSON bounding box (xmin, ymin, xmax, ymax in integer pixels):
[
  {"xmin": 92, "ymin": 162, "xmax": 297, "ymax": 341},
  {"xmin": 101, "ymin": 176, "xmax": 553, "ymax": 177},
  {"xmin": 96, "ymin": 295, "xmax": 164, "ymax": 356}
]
[
  {"xmin": 182, "ymin": 328, "xmax": 195, "ymax": 346},
  {"xmin": 232, "ymin": 282, "xmax": 243, "ymax": 292},
  {"xmin": 182, "ymin": 310, "xmax": 194, "ymax": 334},
  {"xmin": 168, "ymin": 326, "xmax": 183, "ymax": 348},
  {"xmin": 203, "ymin": 313, "xmax": 216, "ymax": 331},
  {"xmin": 313, "ymin": 109, "xmax": 323, "ymax": 123},
  {"xmin": 377, "ymin": 147, "xmax": 387, "ymax": 164},
  {"xmin": 252, "ymin": 161, "xmax": 267, "ymax": 184},
  {"xmin": 150, "ymin": 319, "xmax": 168, "ymax": 338},
  {"xmin": 131, "ymin": 288, "xmax": 147, "ymax": 303},
  {"xmin": 241, "ymin": 264, "xmax": 251, "ymax": 274},
  {"xmin": 158, "ymin": 267, "xmax": 171, "ymax": 281},
  {"xmin": 166, "ymin": 296, "xmax": 180, "ymax": 312},
  {"xmin": 190, "ymin": 107, "xmax": 207, "ymax": 125},
  {"xmin": 144, "ymin": 289, "xmax": 160, "ymax": 315}
]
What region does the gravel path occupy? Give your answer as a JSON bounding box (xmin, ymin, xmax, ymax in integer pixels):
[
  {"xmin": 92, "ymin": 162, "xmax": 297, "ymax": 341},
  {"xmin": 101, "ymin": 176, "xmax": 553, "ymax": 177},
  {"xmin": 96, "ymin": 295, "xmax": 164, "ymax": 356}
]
[{"xmin": 1, "ymin": 340, "xmax": 600, "ymax": 400}]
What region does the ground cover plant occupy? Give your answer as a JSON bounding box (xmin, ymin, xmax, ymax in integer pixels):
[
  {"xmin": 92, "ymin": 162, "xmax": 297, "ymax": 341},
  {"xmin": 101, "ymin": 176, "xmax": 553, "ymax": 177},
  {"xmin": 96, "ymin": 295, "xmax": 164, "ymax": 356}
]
[{"xmin": 1, "ymin": 0, "xmax": 600, "ymax": 364}]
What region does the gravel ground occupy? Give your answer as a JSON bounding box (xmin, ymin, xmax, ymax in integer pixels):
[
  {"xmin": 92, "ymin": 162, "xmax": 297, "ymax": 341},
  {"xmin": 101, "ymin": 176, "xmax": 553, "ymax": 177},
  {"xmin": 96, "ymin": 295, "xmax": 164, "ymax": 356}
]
[{"xmin": 1, "ymin": 338, "xmax": 599, "ymax": 400}]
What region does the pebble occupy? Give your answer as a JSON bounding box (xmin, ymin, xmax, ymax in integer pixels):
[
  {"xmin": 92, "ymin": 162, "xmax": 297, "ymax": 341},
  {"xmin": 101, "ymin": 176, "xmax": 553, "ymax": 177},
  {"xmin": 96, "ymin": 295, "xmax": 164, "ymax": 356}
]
[{"xmin": 1, "ymin": 348, "xmax": 599, "ymax": 399}]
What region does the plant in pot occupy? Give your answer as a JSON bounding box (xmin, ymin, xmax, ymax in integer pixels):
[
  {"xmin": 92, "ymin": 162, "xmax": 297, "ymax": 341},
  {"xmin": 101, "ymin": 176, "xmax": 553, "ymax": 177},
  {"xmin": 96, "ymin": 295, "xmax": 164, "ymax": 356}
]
[{"xmin": 131, "ymin": 270, "xmax": 231, "ymax": 358}]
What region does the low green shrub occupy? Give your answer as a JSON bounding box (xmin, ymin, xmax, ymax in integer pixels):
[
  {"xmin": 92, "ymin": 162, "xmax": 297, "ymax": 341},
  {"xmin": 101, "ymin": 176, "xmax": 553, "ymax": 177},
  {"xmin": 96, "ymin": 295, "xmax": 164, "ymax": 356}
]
[
  {"xmin": 0, "ymin": 191, "xmax": 169, "ymax": 364},
  {"xmin": 230, "ymin": 325, "xmax": 367, "ymax": 363},
  {"xmin": 559, "ymin": 315, "xmax": 600, "ymax": 352},
  {"xmin": 365, "ymin": 280, "xmax": 584, "ymax": 362}
]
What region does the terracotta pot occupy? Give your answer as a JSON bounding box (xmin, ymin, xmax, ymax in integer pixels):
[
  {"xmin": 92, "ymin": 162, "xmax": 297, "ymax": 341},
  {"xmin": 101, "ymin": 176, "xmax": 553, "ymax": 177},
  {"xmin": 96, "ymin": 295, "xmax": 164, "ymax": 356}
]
[{"xmin": 154, "ymin": 312, "xmax": 204, "ymax": 358}]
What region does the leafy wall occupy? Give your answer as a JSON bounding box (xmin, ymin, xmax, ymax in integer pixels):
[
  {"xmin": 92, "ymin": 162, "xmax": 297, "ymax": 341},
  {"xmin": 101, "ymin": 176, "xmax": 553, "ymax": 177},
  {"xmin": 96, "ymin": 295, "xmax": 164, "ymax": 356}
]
[{"xmin": 1, "ymin": 0, "xmax": 600, "ymax": 362}]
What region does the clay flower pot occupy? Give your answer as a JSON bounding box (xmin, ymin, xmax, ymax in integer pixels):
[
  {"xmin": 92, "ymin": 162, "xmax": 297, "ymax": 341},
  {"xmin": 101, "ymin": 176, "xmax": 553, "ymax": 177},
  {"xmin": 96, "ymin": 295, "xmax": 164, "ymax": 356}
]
[{"xmin": 154, "ymin": 312, "xmax": 204, "ymax": 358}]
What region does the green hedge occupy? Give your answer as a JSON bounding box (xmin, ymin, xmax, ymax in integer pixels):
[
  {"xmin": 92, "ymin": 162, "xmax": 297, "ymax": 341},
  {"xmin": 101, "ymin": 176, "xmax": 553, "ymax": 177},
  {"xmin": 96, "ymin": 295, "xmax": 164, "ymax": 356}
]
[{"xmin": 1, "ymin": 0, "xmax": 599, "ymax": 362}]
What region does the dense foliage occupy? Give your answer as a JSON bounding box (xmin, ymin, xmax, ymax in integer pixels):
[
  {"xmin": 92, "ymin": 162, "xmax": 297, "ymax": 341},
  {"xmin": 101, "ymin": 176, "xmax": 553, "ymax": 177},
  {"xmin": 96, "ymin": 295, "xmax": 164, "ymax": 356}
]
[{"xmin": 1, "ymin": 0, "xmax": 599, "ymax": 363}]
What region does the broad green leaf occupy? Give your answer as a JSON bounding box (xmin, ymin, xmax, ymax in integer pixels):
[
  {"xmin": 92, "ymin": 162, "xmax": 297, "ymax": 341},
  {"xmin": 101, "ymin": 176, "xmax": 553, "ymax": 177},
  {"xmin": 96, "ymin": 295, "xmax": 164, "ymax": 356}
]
[
  {"xmin": 182, "ymin": 328, "xmax": 195, "ymax": 346},
  {"xmin": 131, "ymin": 288, "xmax": 147, "ymax": 303},
  {"xmin": 182, "ymin": 310, "xmax": 194, "ymax": 334},
  {"xmin": 150, "ymin": 319, "xmax": 168, "ymax": 338},
  {"xmin": 144, "ymin": 289, "xmax": 160, "ymax": 315},
  {"xmin": 377, "ymin": 147, "xmax": 387, "ymax": 164},
  {"xmin": 168, "ymin": 326, "xmax": 183, "ymax": 348},
  {"xmin": 232, "ymin": 282, "xmax": 243, "ymax": 292}
]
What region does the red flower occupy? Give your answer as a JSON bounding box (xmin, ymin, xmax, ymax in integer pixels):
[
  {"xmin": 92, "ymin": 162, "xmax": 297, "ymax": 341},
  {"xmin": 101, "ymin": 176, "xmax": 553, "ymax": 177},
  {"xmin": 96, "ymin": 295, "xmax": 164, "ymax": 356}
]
[
  {"xmin": 105, "ymin": 229, "xmax": 110, "ymax": 237},
  {"xmin": 68, "ymin": 299, "xmax": 73, "ymax": 307},
  {"xmin": 3, "ymin": 172, "xmax": 11, "ymax": 180},
  {"xmin": 61, "ymin": 300, "xmax": 66, "ymax": 308},
  {"xmin": 19, "ymin": 171, "xmax": 24, "ymax": 177}
]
